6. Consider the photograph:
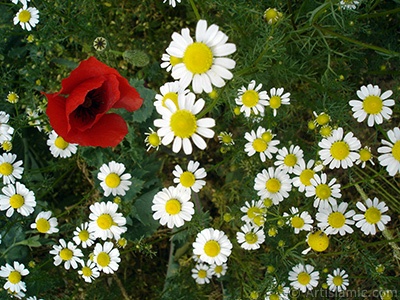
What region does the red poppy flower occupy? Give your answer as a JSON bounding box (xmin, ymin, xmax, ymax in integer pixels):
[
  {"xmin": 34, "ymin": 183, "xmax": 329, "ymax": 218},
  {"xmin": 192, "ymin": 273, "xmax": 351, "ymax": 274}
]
[{"xmin": 44, "ymin": 57, "xmax": 143, "ymax": 147}]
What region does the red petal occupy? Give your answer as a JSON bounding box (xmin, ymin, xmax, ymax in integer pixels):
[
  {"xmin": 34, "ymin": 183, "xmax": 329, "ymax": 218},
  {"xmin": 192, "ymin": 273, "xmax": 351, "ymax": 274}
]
[
  {"xmin": 44, "ymin": 92, "xmax": 69, "ymax": 137},
  {"xmin": 112, "ymin": 76, "xmax": 143, "ymax": 112}
]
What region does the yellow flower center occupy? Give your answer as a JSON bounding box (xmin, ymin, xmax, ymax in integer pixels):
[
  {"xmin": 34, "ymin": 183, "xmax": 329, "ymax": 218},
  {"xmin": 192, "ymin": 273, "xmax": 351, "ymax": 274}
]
[
  {"xmin": 222, "ymin": 135, "xmax": 232, "ymax": 144},
  {"xmin": 60, "ymin": 248, "xmax": 73, "ymax": 261},
  {"xmin": 284, "ymin": 154, "xmax": 297, "ymax": 167},
  {"xmin": 244, "ymin": 232, "xmax": 258, "ymax": 244},
  {"xmin": 253, "ymin": 138, "xmax": 267, "ymax": 152},
  {"xmin": 18, "ymin": 10, "xmax": 31, "ymax": 23},
  {"xmin": 308, "ymin": 231, "xmax": 329, "ymax": 252},
  {"xmin": 82, "ymin": 266, "xmax": 92, "ymax": 277},
  {"xmin": 79, "ymin": 230, "xmax": 90, "ymax": 241},
  {"xmin": 291, "ymin": 216, "xmax": 305, "ymax": 229},
  {"xmin": 381, "ymin": 290, "xmax": 393, "ymax": 300},
  {"xmin": 183, "ymin": 42, "xmax": 213, "ymax": 74},
  {"xmin": 363, "ymin": 95, "xmax": 383, "ymax": 115},
  {"xmin": 54, "ymin": 136, "xmax": 69, "ymax": 150},
  {"xmin": 262, "ymin": 131, "xmax": 273, "ymax": 142},
  {"xmin": 0, "ymin": 163, "xmax": 13, "ymax": 176},
  {"xmin": 247, "ymin": 207, "xmax": 261, "ymax": 219},
  {"xmin": 170, "ymin": 110, "xmax": 197, "ymax": 138},
  {"xmin": 297, "ymin": 272, "xmax": 311, "ymax": 285},
  {"xmin": 241, "ymin": 90, "xmax": 259, "ymax": 108},
  {"xmin": 253, "ymin": 215, "xmax": 266, "ymax": 226},
  {"xmin": 316, "ymin": 113, "xmax": 330, "ymax": 125},
  {"xmin": 330, "ymin": 141, "xmax": 350, "ymax": 160},
  {"xmin": 148, "ymin": 133, "xmax": 160, "ymax": 147},
  {"xmin": 333, "ymin": 275, "xmax": 343, "ymax": 286},
  {"xmin": 214, "ymin": 265, "xmax": 223, "ymax": 273},
  {"xmin": 118, "ymin": 238, "xmax": 127, "ymax": 247},
  {"xmin": 169, "ymin": 56, "xmax": 183, "ymax": 66},
  {"xmin": 105, "ymin": 173, "xmax": 121, "ymax": 188},
  {"xmin": 320, "ymin": 126, "xmax": 332, "ymax": 137},
  {"xmin": 36, "ymin": 218, "xmax": 50, "ymax": 233},
  {"xmin": 165, "ymin": 199, "xmax": 181, "ymax": 215},
  {"xmin": 365, "ymin": 207, "xmax": 381, "ymax": 224},
  {"xmin": 162, "ymin": 92, "xmax": 179, "ymax": 109},
  {"xmin": 264, "ymin": 8, "xmax": 278, "ymax": 22},
  {"xmin": 269, "ymin": 294, "xmax": 279, "ymax": 300},
  {"xmin": 7, "ymin": 93, "xmax": 18, "ymax": 103},
  {"xmin": 328, "ymin": 212, "xmax": 346, "ymax": 229},
  {"xmin": 391, "ymin": 141, "xmax": 400, "ymax": 162},
  {"xmin": 197, "ymin": 269, "xmax": 207, "ymax": 279},
  {"xmin": 315, "ymin": 184, "xmax": 331, "ymax": 200},
  {"xmin": 97, "ymin": 214, "xmax": 113, "ymax": 229},
  {"xmin": 97, "ymin": 252, "xmax": 110, "ymax": 267},
  {"xmin": 300, "ymin": 169, "xmax": 315, "ymax": 186},
  {"xmin": 9, "ymin": 194, "xmax": 24, "ymax": 209},
  {"xmin": 269, "ymin": 96, "xmax": 281, "ymax": 109},
  {"xmin": 180, "ymin": 171, "xmax": 195, "ymax": 188},
  {"xmin": 203, "ymin": 240, "xmax": 221, "ymax": 257},
  {"xmin": 266, "ymin": 178, "xmax": 281, "ymax": 194},
  {"xmin": 263, "ymin": 198, "xmax": 273, "ymax": 208},
  {"xmin": 2, "ymin": 141, "xmax": 12, "ymax": 151},
  {"xmin": 359, "ymin": 148, "xmax": 372, "ymax": 162},
  {"xmin": 8, "ymin": 271, "xmax": 21, "ymax": 284},
  {"xmin": 268, "ymin": 227, "xmax": 277, "ymax": 237}
]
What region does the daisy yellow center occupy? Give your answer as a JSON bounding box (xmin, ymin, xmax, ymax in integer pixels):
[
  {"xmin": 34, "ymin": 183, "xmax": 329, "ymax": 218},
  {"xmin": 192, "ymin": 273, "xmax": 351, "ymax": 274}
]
[
  {"xmin": 18, "ymin": 10, "xmax": 31, "ymax": 23},
  {"xmin": 7, "ymin": 93, "xmax": 18, "ymax": 103},
  {"xmin": 320, "ymin": 126, "xmax": 332, "ymax": 137},
  {"xmin": 263, "ymin": 198, "xmax": 273, "ymax": 207},
  {"xmin": 300, "ymin": 169, "xmax": 315, "ymax": 186},
  {"xmin": 253, "ymin": 215, "xmax": 265, "ymax": 226},
  {"xmin": 269, "ymin": 294, "xmax": 279, "ymax": 300},
  {"xmin": 330, "ymin": 141, "xmax": 350, "ymax": 160},
  {"xmin": 222, "ymin": 135, "xmax": 232, "ymax": 144},
  {"xmin": 183, "ymin": 42, "xmax": 213, "ymax": 74},
  {"xmin": 118, "ymin": 238, "xmax": 127, "ymax": 247},
  {"xmin": 241, "ymin": 90, "xmax": 259, "ymax": 108},
  {"xmin": 363, "ymin": 95, "xmax": 383, "ymax": 115},
  {"xmin": 60, "ymin": 248, "xmax": 73, "ymax": 261},
  {"xmin": 162, "ymin": 92, "xmax": 179, "ymax": 109},
  {"xmin": 247, "ymin": 207, "xmax": 261, "ymax": 219},
  {"xmin": 266, "ymin": 178, "xmax": 281, "ymax": 194},
  {"xmin": 2, "ymin": 141, "xmax": 12, "ymax": 151},
  {"xmin": 316, "ymin": 113, "xmax": 330, "ymax": 125},
  {"xmin": 170, "ymin": 110, "xmax": 197, "ymax": 138},
  {"xmin": 170, "ymin": 56, "xmax": 183, "ymax": 66},
  {"xmin": 165, "ymin": 199, "xmax": 181, "ymax": 215},
  {"xmin": 105, "ymin": 173, "xmax": 121, "ymax": 188},
  {"xmin": 269, "ymin": 96, "xmax": 281, "ymax": 109},
  {"xmin": 264, "ymin": 8, "xmax": 278, "ymax": 22},
  {"xmin": 297, "ymin": 272, "xmax": 311, "ymax": 285},
  {"xmin": 180, "ymin": 171, "xmax": 195, "ymax": 188},
  {"xmin": 308, "ymin": 231, "xmax": 329, "ymax": 252},
  {"xmin": 214, "ymin": 265, "xmax": 223, "ymax": 273},
  {"xmin": 79, "ymin": 230, "xmax": 90, "ymax": 241},
  {"xmin": 36, "ymin": 218, "xmax": 50, "ymax": 233},
  {"xmin": 204, "ymin": 240, "xmax": 221, "ymax": 257},
  {"xmin": 82, "ymin": 266, "xmax": 92, "ymax": 277},
  {"xmin": 97, "ymin": 252, "xmax": 110, "ymax": 267},
  {"xmin": 284, "ymin": 154, "xmax": 297, "ymax": 167},
  {"xmin": 391, "ymin": 141, "xmax": 400, "ymax": 162},
  {"xmin": 0, "ymin": 163, "xmax": 13, "ymax": 176},
  {"xmin": 291, "ymin": 216, "xmax": 305, "ymax": 229},
  {"xmin": 365, "ymin": 207, "xmax": 381, "ymax": 224},
  {"xmin": 197, "ymin": 269, "xmax": 207, "ymax": 279},
  {"xmin": 315, "ymin": 184, "xmax": 331, "ymax": 200},
  {"xmin": 359, "ymin": 148, "xmax": 371, "ymax": 162},
  {"xmin": 328, "ymin": 212, "xmax": 346, "ymax": 228},
  {"xmin": 9, "ymin": 194, "xmax": 24, "ymax": 209},
  {"xmin": 333, "ymin": 275, "xmax": 343, "ymax": 286},
  {"xmin": 262, "ymin": 131, "xmax": 273, "ymax": 142},
  {"xmin": 97, "ymin": 214, "xmax": 113, "ymax": 229},
  {"xmin": 253, "ymin": 138, "xmax": 267, "ymax": 152},
  {"xmin": 54, "ymin": 136, "xmax": 69, "ymax": 150},
  {"xmin": 244, "ymin": 232, "xmax": 258, "ymax": 244},
  {"xmin": 8, "ymin": 271, "xmax": 21, "ymax": 284},
  {"xmin": 148, "ymin": 133, "xmax": 160, "ymax": 147}
]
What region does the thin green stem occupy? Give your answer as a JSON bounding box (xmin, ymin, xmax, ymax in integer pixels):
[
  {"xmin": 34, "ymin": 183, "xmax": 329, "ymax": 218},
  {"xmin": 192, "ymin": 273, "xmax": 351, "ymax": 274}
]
[
  {"xmin": 197, "ymin": 84, "xmax": 228, "ymax": 118},
  {"xmin": 56, "ymin": 185, "xmax": 98, "ymax": 219},
  {"xmin": 366, "ymin": 165, "xmax": 400, "ymax": 195},
  {"xmin": 358, "ymin": 7, "xmax": 400, "ymax": 20},
  {"xmin": 189, "ymin": 0, "xmax": 201, "ymax": 21}
]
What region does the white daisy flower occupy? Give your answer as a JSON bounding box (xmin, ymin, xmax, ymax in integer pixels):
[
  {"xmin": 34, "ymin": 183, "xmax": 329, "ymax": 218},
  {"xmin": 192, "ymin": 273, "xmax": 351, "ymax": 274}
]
[
  {"xmin": 192, "ymin": 254, "xmax": 202, "ymax": 263},
  {"xmin": 349, "ymin": 84, "xmax": 394, "ymax": 127},
  {"xmin": 288, "ymin": 263, "xmax": 319, "ymax": 293},
  {"xmin": 218, "ymin": 131, "xmax": 234, "ymax": 146},
  {"xmin": 254, "ymin": 167, "xmax": 292, "ymax": 204},
  {"xmin": 154, "ymin": 81, "xmax": 189, "ymax": 114},
  {"xmin": 10, "ymin": 0, "xmax": 31, "ymax": 6},
  {"xmin": 274, "ymin": 145, "xmax": 304, "ymax": 174},
  {"xmin": 6, "ymin": 92, "xmax": 19, "ymax": 104},
  {"xmin": 313, "ymin": 111, "xmax": 331, "ymax": 127},
  {"xmin": 173, "ymin": 160, "xmax": 207, "ymax": 192},
  {"xmin": 144, "ymin": 128, "xmax": 161, "ymax": 151},
  {"xmin": 355, "ymin": 146, "xmax": 374, "ymax": 168},
  {"xmin": 191, "ymin": 263, "xmax": 212, "ymax": 284},
  {"xmin": 244, "ymin": 126, "xmax": 280, "ymax": 162},
  {"xmin": 151, "ymin": 186, "xmax": 194, "ymax": 229},
  {"xmin": 327, "ymin": 268, "xmax": 349, "ymax": 292},
  {"xmin": 166, "ymin": 19, "xmax": 236, "ymax": 94},
  {"xmin": 154, "ymin": 93, "xmax": 215, "ymax": 155},
  {"xmin": 50, "ymin": 239, "xmax": 84, "ymax": 270},
  {"xmin": 266, "ymin": 87, "xmax": 291, "ymax": 117},
  {"xmin": 316, "ymin": 201, "xmax": 355, "ymax": 236},
  {"xmin": 160, "ymin": 53, "xmax": 183, "ymax": 72},
  {"xmin": 263, "ymin": 8, "xmax": 283, "ymax": 25},
  {"xmin": 116, "ymin": 237, "xmax": 128, "ymax": 248},
  {"xmin": 192, "ymin": 228, "xmax": 232, "ymax": 265},
  {"xmin": 7, "ymin": 289, "xmax": 25, "ymax": 299},
  {"xmin": 97, "ymin": 161, "xmax": 132, "ymax": 197},
  {"xmin": 0, "ymin": 111, "xmax": 14, "ymax": 144},
  {"xmin": 72, "ymin": 222, "xmax": 95, "ymax": 248},
  {"xmin": 353, "ymin": 198, "xmax": 391, "ymax": 235},
  {"xmin": 0, "ymin": 182, "xmax": 36, "ymax": 217},
  {"xmin": 209, "ymin": 262, "xmax": 227, "ymax": 278},
  {"xmin": 339, "ymin": 0, "xmax": 360, "ymax": 10},
  {"xmin": 78, "ymin": 260, "xmax": 100, "ymax": 283},
  {"xmin": 302, "ymin": 230, "xmax": 330, "ymax": 255},
  {"xmin": 318, "ymin": 127, "xmax": 361, "ymax": 169},
  {"xmin": 14, "ymin": 7, "xmax": 39, "ymax": 31},
  {"xmin": 305, "ymin": 173, "xmax": 341, "ymax": 209},
  {"xmin": 47, "ymin": 130, "xmax": 78, "ymax": 158},
  {"xmin": 30, "ymin": 211, "xmax": 59, "ymax": 234},
  {"xmin": 0, "ymin": 153, "xmax": 24, "ymax": 185},
  {"xmin": 93, "ymin": 241, "xmax": 121, "ymax": 274},
  {"xmin": 377, "ymin": 127, "xmax": 400, "ymax": 176},
  {"xmin": 163, "ymin": 0, "xmax": 181, "ymax": 8},
  {"xmin": 292, "ymin": 159, "xmax": 323, "ymax": 193},
  {"xmin": 240, "ymin": 200, "xmax": 266, "ymax": 226},
  {"xmin": 265, "ymin": 278, "xmax": 290, "ymax": 300},
  {"xmin": 88, "ymin": 201, "xmax": 127, "ymax": 241},
  {"xmin": 236, "ymin": 224, "xmax": 265, "ymax": 250},
  {"xmin": 319, "ymin": 124, "xmax": 333, "ymax": 138},
  {"xmin": 283, "ymin": 207, "xmax": 313, "ymax": 234},
  {"xmin": 235, "ymin": 80, "xmax": 268, "ymax": 117},
  {"xmin": 0, "ymin": 262, "xmax": 29, "ymax": 293}
]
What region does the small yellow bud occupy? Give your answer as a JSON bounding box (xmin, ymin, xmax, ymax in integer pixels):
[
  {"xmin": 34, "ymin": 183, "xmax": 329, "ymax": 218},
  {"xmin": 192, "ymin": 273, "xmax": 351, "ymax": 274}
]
[
  {"xmin": 234, "ymin": 107, "xmax": 241, "ymax": 115},
  {"xmin": 267, "ymin": 265, "xmax": 275, "ymax": 273},
  {"xmin": 114, "ymin": 196, "xmax": 121, "ymax": 204},
  {"xmin": 223, "ymin": 213, "xmax": 232, "ymax": 222},
  {"xmin": 250, "ymin": 291, "xmax": 259, "ymax": 299},
  {"xmin": 208, "ymin": 90, "xmax": 218, "ymax": 99}
]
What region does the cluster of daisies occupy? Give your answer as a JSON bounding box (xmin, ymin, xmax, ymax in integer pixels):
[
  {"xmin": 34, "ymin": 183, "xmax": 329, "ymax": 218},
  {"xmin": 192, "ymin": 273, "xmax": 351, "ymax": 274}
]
[{"xmin": 10, "ymin": 0, "xmax": 40, "ymax": 31}]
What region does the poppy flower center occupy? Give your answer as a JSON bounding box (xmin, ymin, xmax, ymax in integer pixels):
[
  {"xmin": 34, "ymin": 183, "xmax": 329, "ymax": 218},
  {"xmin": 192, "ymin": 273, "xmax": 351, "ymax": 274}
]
[
  {"xmin": 284, "ymin": 154, "xmax": 297, "ymax": 167},
  {"xmin": 330, "ymin": 141, "xmax": 350, "ymax": 160},
  {"xmin": 244, "ymin": 232, "xmax": 258, "ymax": 244},
  {"xmin": 269, "ymin": 96, "xmax": 281, "ymax": 109},
  {"xmin": 183, "ymin": 42, "xmax": 213, "ymax": 74},
  {"xmin": 359, "ymin": 148, "xmax": 371, "ymax": 162},
  {"xmin": 79, "ymin": 230, "xmax": 90, "ymax": 241},
  {"xmin": 97, "ymin": 252, "xmax": 110, "ymax": 267},
  {"xmin": 241, "ymin": 90, "xmax": 259, "ymax": 108},
  {"xmin": 36, "ymin": 218, "xmax": 50, "ymax": 233},
  {"xmin": 365, "ymin": 207, "xmax": 381, "ymax": 224},
  {"xmin": 300, "ymin": 169, "xmax": 315, "ymax": 186},
  {"xmin": 165, "ymin": 199, "xmax": 181, "ymax": 215},
  {"xmin": 180, "ymin": 171, "xmax": 195, "ymax": 188},
  {"xmin": 170, "ymin": 110, "xmax": 197, "ymax": 138},
  {"xmin": 291, "ymin": 216, "xmax": 305, "ymax": 229},
  {"xmin": 297, "ymin": 272, "xmax": 311, "ymax": 285},
  {"xmin": 60, "ymin": 248, "xmax": 73, "ymax": 261},
  {"xmin": 266, "ymin": 178, "xmax": 281, "ymax": 194},
  {"xmin": 363, "ymin": 95, "xmax": 383, "ymax": 114},
  {"xmin": 82, "ymin": 266, "xmax": 92, "ymax": 277},
  {"xmin": 162, "ymin": 92, "xmax": 179, "ymax": 109},
  {"xmin": 54, "ymin": 136, "xmax": 69, "ymax": 150},
  {"xmin": 333, "ymin": 275, "xmax": 344, "ymax": 286},
  {"xmin": 18, "ymin": 10, "xmax": 31, "ymax": 23},
  {"xmin": 328, "ymin": 212, "xmax": 346, "ymax": 228},
  {"xmin": 253, "ymin": 139, "xmax": 267, "ymax": 152},
  {"xmin": 10, "ymin": 194, "xmax": 24, "ymax": 209},
  {"xmin": 74, "ymin": 89, "xmax": 104, "ymax": 122},
  {"xmin": 0, "ymin": 163, "xmax": 13, "ymax": 176},
  {"xmin": 315, "ymin": 184, "xmax": 331, "ymax": 200},
  {"xmin": 392, "ymin": 141, "xmax": 400, "ymax": 161},
  {"xmin": 197, "ymin": 269, "xmax": 207, "ymax": 278},
  {"xmin": 8, "ymin": 271, "xmax": 21, "ymax": 284},
  {"xmin": 204, "ymin": 240, "xmax": 221, "ymax": 257}
]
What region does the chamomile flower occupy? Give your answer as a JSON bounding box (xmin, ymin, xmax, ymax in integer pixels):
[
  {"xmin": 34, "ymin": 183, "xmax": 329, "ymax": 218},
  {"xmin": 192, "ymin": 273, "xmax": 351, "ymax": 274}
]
[
  {"xmin": 173, "ymin": 160, "xmax": 207, "ymax": 192},
  {"xmin": 266, "ymin": 87, "xmax": 291, "ymax": 117},
  {"xmin": 151, "ymin": 186, "xmax": 194, "ymax": 228},
  {"xmin": 160, "ymin": 53, "xmax": 183, "ymax": 72},
  {"xmin": 93, "ymin": 241, "xmax": 121, "ymax": 274},
  {"xmin": 117, "ymin": 237, "xmax": 127, "ymax": 248},
  {"xmin": 154, "ymin": 81, "xmax": 189, "ymax": 113},
  {"xmin": 97, "ymin": 161, "xmax": 132, "ymax": 197},
  {"xmin": 263, "ymin": 8, "xmax": 283, "ymax": 25},
  {"xmin": 30, "ymin": 211, "xmax": 59, "ymax": 234},
  {"xmin": 144, "ymin": 128, "xmax": 161, "ymax": 151},
  {"xmin": 305, "ymin": 173, "xmax": 341, "ymax": 209},
  {"xmin": 218, "ymin": 131, "xmax": 234, "ymax": 145},
  {"xmin": 254, "ymin": 167, "xmax": 292, "ymax": 204},
  {"xmin": 283, "ymin": 207, "xmax": 313, "ymax": 234},
  {"xmin": 0, "ymin": 113, "xmax": 14, "ymax": 144},
  {"xmin": 349, "ymin": 84, "xmax": 394, "ymax": 127},
  {"xmin": 316, "ymin": 202, "xmax": 355, "ymax": 236},
  {"xmin": 6, "ymin": 92, "xmax": 19, "ymax": 104},
  {"xmin": 240, "ymin": 200, "xmax": 266, "ymax": 226},
  {"xmin": 0, "ymin": 153, "xmax": 24, "ymax": 185},
  {"xmin": 0, "ymin": 182, "xmax": 36, "ymax": 217},
  {"xmin": 313, "ymin": 112, "xmax": 331, "ymax": 127},
  {"xmin": 47, "ymin": 130, "xmax": 78, "ymax": 158},
  {"xmin": 339, "ymin": 0, "xmax": 360, "ymax": 10},
  {"xmin": 7, "ymin": 289, "xmax": 25, "ymax": 299},
  {"xmin": 265, "ymin": 279, "xmax": 290, "ymax": 300},
  {"xmin": 154, "ymin": 93, "xmax": 215, "ymax": 155},
  {"xmin": 327, "ymin": 268, "xmax": 349, "ymax": 292},
  {"xmin": 244, "ymin": 126, "xmax": 280, "ymax": 162},
  {"xmin": 236, "ymin": 224, "xmax": 265, "ymax": 250},
  {"xmin": 235, "ymin": 80, "xmax": 268, "ymax": 117},
  {"xmin": 14, "ymin": 7, "xmax": 39, "ymax": 31},
  {"xmin": 274, "ymin": 145, "xmax": 304, "ymax": 174},
  {"xmin": 49, "ymin": 239, "xmax": 84, "ymax": 270},
  {"xmin": 10, "ymin": 0, "xmax": 31, "ymax": 6},
  {"xmin": 88, "ymin": 201, "xmax": 127, "ymax": 241},
  {"xmin": 166, "ymin": 19, "xmax": 236, "ymax": 94},
  {"xmin": 292, "ymin": 159, "xmax": 323, "ymax": 193},
  {"xmin": 192, "ymin": 254, "xmax": 202, "ymax": 263},
  {"xmin": 72, "ymin": 222, "xmax": 95, "ymax": 248},
  {"xmin": 192, "ymin": 228, "xmax": 233, "ymax": 265},
  {"xmin": 0, "ymin": 262, "xmax": 29, "ymax": 293},
  {"xmin": 78, "ymin": 260, "xmax": 100, "ymax": 283},
  {"xmin": 356, "ymin": 146, "xmax": 374, "ymax": 168},
  {"xmin": 353, "ymin": 198, "xmax": 391, "ymax": 235},
  {"xmin": 377, "ymin": 127, "xmax": 400, "ymax": 176},
  {"xmin": 288, "ymin": 264, "xmax": 319, "ymax": 293},
  {"xmin": 191, "ymin": 263, "xmax": 212, "ymax": 284},
  {"xmin": 163, "ymin": 0, "xmax": 181, "ymax": 8},
  {"xmin": 302, "ymin": 231, "xmax": 330, "ymax": 255},
  {"xmin": 319, "ymin": 125, "xmax": 333, "ymax": 138},
  {"xmin": 210, "ymin": 262, "xmax": 227, "ymax": 278}
]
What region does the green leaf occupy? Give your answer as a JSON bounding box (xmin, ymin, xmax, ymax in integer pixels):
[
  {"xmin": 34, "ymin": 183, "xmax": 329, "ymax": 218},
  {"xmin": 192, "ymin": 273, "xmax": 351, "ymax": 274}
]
[
  {"xmin": 51, "ymin": 58, "xmax": 79, "ymax": 69},
  {"xmin": 126, "ymin": 78, "xmax": 155, "ymax": 123},
  {"xmin": 18, "ymin": 235, "xmax": 41, "ymax": 247}
]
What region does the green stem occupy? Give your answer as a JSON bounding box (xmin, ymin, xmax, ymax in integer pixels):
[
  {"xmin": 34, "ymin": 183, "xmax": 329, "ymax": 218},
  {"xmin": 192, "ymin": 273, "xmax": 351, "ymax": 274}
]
[
  {"xmin": 197, "ymin": 84, "xmax": 228, "ymax": 118},
  {"xmin": 358, "ymin": 7, "xmax": 400, "ymax": 20},
  {"xmin": 189, "ymin": 0, "xmax": 201, "ymax": 21},
  {"xmin": 56, "ymin": 185, "xmax": 98, "ymax": 218},
  {"xmin": 366, "ymin": 165, "xmax": 400, "ymax": 195}
]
